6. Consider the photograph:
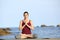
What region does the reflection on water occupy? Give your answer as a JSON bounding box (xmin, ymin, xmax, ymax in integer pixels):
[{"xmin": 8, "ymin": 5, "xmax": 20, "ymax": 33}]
[{"xmin": 0, "ymin": 27, "xmax": 60, "ymax": 39}]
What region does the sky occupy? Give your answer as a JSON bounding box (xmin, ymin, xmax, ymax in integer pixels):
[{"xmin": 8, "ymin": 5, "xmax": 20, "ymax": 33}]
[{"xmin": 0, "ymin": 0, "xmax": 60, "ymax": 28}]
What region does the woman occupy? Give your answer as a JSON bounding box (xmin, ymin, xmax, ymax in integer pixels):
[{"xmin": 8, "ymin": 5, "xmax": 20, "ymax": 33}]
[{"xmin": 19, "ymin": 11, "xmax": 34, "ymax": 38}]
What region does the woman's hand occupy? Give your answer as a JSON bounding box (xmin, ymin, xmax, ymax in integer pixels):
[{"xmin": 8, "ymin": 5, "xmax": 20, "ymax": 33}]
[
  {"xmin": 25, "ymin": 22, "xmax": 27, "ymax": 25},
  {"xmin": 24, "ymin": 20, "xmax": 28, "ymax": 25}
]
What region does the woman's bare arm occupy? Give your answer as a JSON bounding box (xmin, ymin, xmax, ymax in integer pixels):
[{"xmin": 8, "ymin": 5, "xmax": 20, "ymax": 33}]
[
  {"xmin": 26, "ymin": 20, "xmax": 34, "ymax": 30},
  {"xmin": 19, "ymin": 20, "xmax": 25, "ymax": 30}
]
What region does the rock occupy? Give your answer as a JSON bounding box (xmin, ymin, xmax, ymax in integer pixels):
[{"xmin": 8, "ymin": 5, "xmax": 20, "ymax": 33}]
[
  {"xmin": 48, "ymin": 25, "xmax": 55, "ymax": 27},
  {"xmin": 41, "ymin": 24, "xmax": 47, "ymax": 27},
  {"xmin": 6, "ymin": 28, "xmax": 11, "ymax": 30},
  {"xmin": 57, "ymin": 24, "xmax": 60, "ymax": 27},
  {"xmin": 15, "ymin": 34, "xmax": 37, "ymax": 39},
  {"xmin": 0, "ymin": 28, "xmax": 11, "ymax": 36}
]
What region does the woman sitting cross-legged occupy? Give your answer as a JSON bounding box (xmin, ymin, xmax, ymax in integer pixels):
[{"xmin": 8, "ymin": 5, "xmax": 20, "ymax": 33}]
[{"xmin": 19, "ymin": 11, "xmax": 34, "ymax": 39}]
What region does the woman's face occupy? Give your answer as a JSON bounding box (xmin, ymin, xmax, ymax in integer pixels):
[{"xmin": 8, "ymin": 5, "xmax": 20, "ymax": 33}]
[{"xmin": 24, "ymin": 13, "xmax": 29, "ymax": 18}]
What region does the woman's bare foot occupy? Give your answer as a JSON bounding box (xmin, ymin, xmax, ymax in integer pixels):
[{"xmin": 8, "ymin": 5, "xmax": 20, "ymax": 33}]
[{"xmin": 20, "ymin": 34, "xmax": 27, "ymax": 39}]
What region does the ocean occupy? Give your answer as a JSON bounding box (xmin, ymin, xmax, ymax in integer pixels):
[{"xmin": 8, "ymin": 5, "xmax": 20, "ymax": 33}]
[{"xmin": 0, "ymin": 27, "xmax": 60, "ymax": 39}]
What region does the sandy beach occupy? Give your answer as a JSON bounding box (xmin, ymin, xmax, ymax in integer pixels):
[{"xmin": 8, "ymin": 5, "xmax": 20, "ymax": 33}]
[{"xmin": 1, "ymin": 38, "xmax": 60, "ymax": 40}]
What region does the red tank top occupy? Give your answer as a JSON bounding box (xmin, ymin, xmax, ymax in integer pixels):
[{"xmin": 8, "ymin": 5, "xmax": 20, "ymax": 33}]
[{"xmin": 22, "ymin": 20, "xmax": 31, "ymax": 34}]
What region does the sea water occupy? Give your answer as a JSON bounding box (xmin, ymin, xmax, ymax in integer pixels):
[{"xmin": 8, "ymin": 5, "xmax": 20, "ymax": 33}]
[{"xmin": 0, "ymin": 27, "xmax": 60, "ymax": 39}]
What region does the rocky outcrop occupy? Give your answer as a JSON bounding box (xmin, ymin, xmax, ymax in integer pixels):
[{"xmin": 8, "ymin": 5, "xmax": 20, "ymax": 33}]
[
  {"xmin": 0, "ymin": 28, "xmax": 11, "ymax": 36},
  {"xmin": 41, "ymin": 24, "xmax": 47, "ymax": 27},
  {"xmin": 57, "ymin": 24, "xmax": 60, "ymax": 27}
]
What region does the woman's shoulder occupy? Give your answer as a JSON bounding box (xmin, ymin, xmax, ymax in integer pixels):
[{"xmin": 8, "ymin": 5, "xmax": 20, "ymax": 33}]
[
  {"xmin": 29, "ymin": 20, "xmax": 32, "ymax": 21},
  {"xmin": 29, "ymin": 20, "xmax": 33, "ymax": 22},
  {"xmin": 20, "ymin": 20, "xmax": 24, "ymax": 23},
  {"xmin": 29, "ymin": 20, "xmax": 33, "ymax": 24}
]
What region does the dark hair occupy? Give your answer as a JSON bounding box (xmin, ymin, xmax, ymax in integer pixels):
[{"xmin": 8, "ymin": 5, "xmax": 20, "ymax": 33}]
[{"xmin": 23, "ymin": 11, "xmax": 29, "ymax": 16}]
